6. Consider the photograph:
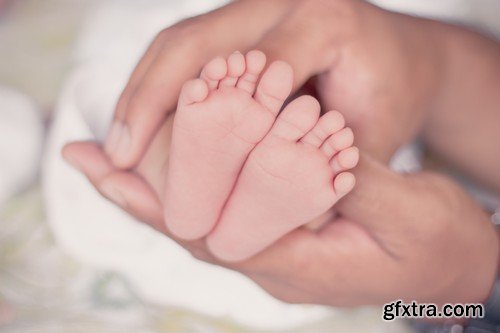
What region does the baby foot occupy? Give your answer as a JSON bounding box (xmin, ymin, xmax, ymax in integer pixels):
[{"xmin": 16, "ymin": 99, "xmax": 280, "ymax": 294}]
[
  {"xmin": 164, "ymin": 50, "xmax": 294, "ymax": 240},
  {"xmin": 207, "ymin": 96, "xmax": 359, "ymax": 262}
]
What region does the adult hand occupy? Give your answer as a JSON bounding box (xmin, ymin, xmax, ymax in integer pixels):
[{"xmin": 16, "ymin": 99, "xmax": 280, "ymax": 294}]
[
  {"xmin": 63, "ymin": 0, "xmax": 500, "ymax": 308},
  {"xmin": 63, "ymin": 142, "xmax": 499, "ymax": 307},
  {"xmin": 104, "ymin": 0, "xmax": 441, "ymax": 168}
]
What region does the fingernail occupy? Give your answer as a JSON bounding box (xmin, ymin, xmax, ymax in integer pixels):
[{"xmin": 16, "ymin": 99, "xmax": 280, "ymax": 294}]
[
  {"xmin": 105, "ymin": 122, "xmax": 124, "ymax": 154},
  {"xmin": 115, "ymin": 125, "xmax": 131, "ymax": 161},
  {"xmin": 101, "ymin": 184, "xmax": 128, "ymax": 208},
  {"xmin": 63, "ymin": 153, "xmax": 81, "ymax": 171}
]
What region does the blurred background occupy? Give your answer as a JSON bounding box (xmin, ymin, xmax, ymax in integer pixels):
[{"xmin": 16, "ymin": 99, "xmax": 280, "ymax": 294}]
[{"xmin": 0, "ymin": 1, "xmax": 499, "ymax": 332}]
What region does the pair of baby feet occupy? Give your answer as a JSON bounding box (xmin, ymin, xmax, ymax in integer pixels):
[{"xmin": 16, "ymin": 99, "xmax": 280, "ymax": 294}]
[{"xmin": 164, "ymin": 50, "xmax": 359, "ymax": 262}]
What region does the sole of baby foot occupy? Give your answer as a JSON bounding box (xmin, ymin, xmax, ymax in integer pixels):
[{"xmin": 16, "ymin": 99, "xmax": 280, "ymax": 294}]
[
  {"xmin": 207, "ymin": 95, "xmax": 359, "ymax": 262},
  {"xmin": 164, "ymin": 50, "xmax": 294, "ymax": 240}
]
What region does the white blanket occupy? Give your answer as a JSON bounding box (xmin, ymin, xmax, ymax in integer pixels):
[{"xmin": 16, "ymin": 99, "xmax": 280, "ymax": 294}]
[{"xmin": 0, "ymin": 86, "xmax": 43, "ymax": 207}]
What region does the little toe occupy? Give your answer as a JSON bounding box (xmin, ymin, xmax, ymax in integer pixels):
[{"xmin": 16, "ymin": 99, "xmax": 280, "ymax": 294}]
[
  {"xmin": 220, "ymin": 51, "xmax": 246, "ymax": 88},
  {"xmin": 301, "ymin": 110, "xmax": 345, "ymax": 147},
  {"xmin": 320, "ymin": 127, "xmax": 354, "ymax": 159},
  {"xmin": 266, "ymin": 95, "xmax": 320, "ymax": 142},
  {"xmin": 254, "ymin": 60, "xmax": 293, "ymax": 115},
  {"xmin": 200, "ymin": 56, "xmax": 227, "ymax": 90},
  {"xmin": 178, "ymin": 79, "xmax": 209, "ymax": 107},
  {"xmin": 330, "ymin": 146, "xmax": 360, "ymax": 174},
  {"xmin": 333, "ymin": 172, "xmax": 356, "ymax": 197},
  {"xmin": 236, "ymin": 50, "xmax": 267, "ymax": 95}
]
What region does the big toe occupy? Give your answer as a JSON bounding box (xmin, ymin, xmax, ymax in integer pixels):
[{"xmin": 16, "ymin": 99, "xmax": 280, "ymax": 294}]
[
  {"xmin": 254, "ymin": 60, "xmax": 294, "ymax": 115},
  {"xmin": 266, "ymin": 95, "xmax": 320, "ymax": 142}
]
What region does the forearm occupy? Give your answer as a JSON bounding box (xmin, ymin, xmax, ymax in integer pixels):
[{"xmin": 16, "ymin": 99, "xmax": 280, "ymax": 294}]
[{"xmin": 422, "ymin": 22, "xmax": 500, "ymax": 192}]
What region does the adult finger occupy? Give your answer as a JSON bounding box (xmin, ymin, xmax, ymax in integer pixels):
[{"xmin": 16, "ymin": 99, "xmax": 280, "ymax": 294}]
[
  {"xmin": 254, "ymin": 0, "xmax": 348, "ymax": 91},
  {"xmin": 235, "ymin": 218, "xmax": 396, "ymax": 306},
  {"xmin": 105, "ymin": 0, "xmax": 295, "ymax": 169},
  {"xmin": 335, "ymin": 153, "xmax": 429, "ymax": 255},
  {"xmin": 63, "ymin": 142, "xmax": 164, "ymax": 231},
  {"xmin": 112, "ymin": 33, "xmax": 165, "ymax": 123},
  {"xmin": 63, "ymin": 141, "xmax": 213, "ymax": 257}
]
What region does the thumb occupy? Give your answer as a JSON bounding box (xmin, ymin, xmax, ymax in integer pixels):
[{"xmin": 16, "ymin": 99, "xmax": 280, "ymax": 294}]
[
  {"xmin": 62, "ymin": 142, "xmax": 164, "ymax": 233},
  {"xmin": 254, "ymin": 2, "xmax": 340, "ymax": 91}
]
